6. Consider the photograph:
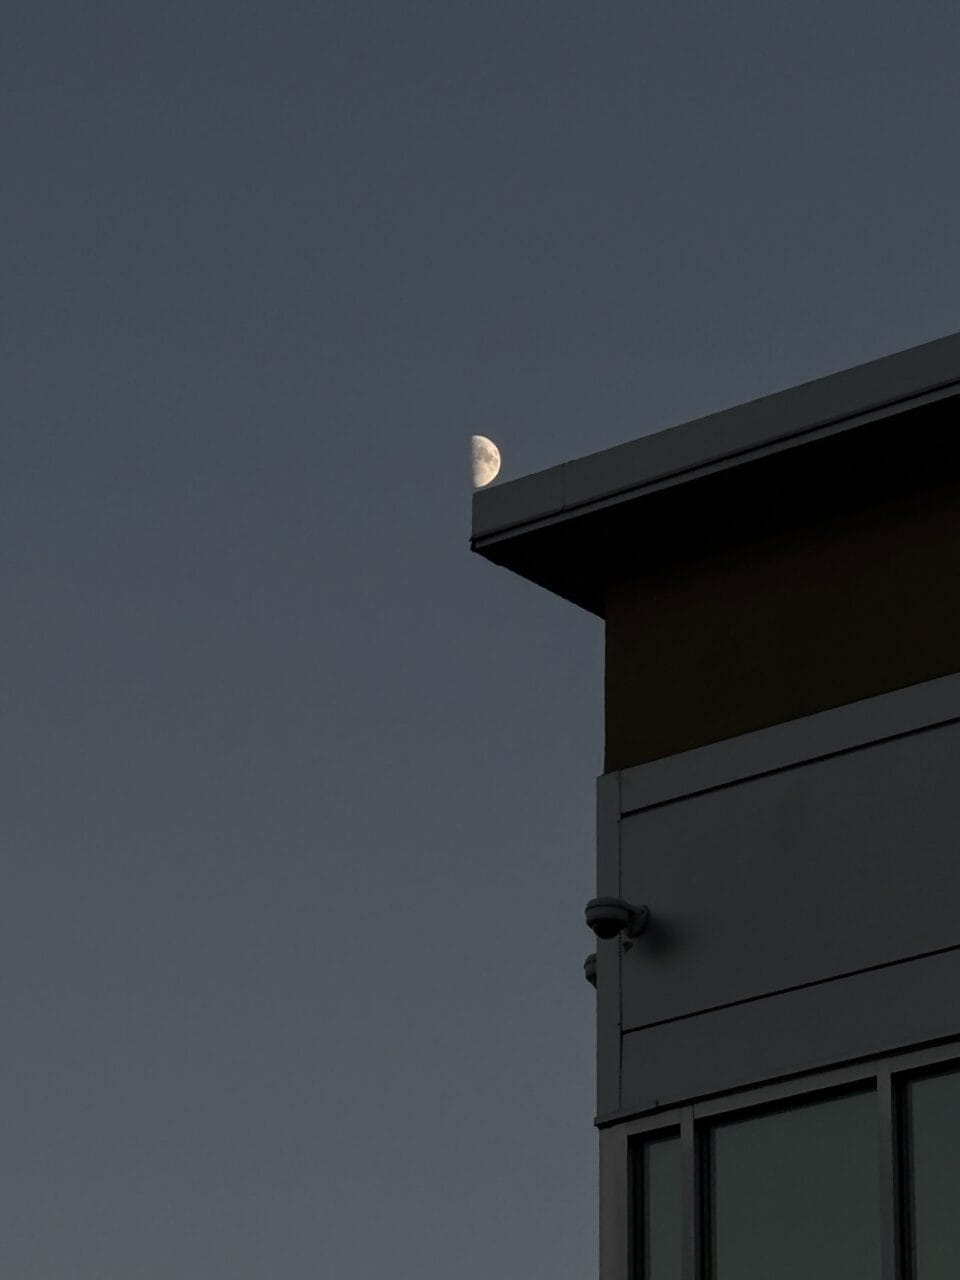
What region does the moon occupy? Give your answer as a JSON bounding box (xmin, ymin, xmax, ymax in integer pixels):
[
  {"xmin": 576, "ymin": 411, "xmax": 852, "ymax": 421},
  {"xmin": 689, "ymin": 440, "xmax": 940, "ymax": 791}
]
[{"xmin": 471, "ymin": 435, "xmax": 501, "ymax": 488}]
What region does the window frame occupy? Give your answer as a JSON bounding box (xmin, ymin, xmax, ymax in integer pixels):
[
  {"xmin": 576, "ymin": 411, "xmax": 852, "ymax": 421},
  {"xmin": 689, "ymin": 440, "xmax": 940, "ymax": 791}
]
[
  {"xmin": 611, "ymin": 1037, "xmax": 960, "ymax": 1280},
  {"xmin": 630, "ymin": 1125, "xmax": 681, "ymax": 1280}
]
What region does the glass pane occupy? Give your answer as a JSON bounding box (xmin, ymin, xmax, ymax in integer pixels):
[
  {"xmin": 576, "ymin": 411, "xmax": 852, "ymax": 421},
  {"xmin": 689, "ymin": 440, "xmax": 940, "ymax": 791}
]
[
  {"xmin": 638, "ymin": 1133, "xmax": 680, "ymax": 1280},
  {"xmin": 907, "ymin": 1068, "xmax": 960, "ymax": 1280},
  {"xmin": 710, "ymin": 1091, "xmax": 878, "ymax": 1280}
]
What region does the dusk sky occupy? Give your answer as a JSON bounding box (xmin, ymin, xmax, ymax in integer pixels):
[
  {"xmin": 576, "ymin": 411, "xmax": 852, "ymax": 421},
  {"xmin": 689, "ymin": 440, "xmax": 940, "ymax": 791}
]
[{"xmin": 3, "ymin": 3, "xmax": 960, "ymax": 1276}]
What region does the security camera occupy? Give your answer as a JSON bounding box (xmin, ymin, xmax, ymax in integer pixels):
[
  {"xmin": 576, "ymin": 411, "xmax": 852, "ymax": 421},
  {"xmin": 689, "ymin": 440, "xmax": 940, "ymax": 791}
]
[{"xmin": 584, "ymin": 896, "xmax": 650, "ymax": 941}]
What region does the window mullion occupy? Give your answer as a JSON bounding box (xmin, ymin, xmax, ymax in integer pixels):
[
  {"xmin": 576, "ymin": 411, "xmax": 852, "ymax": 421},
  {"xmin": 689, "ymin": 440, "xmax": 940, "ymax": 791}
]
[
  {"xmin": 878, "ymin": 1067, "xmax": 903, "ymax": 1280},
  {"xmin": 680, "ymin": 1107, "xmax": 701, "ymax": 1280}
]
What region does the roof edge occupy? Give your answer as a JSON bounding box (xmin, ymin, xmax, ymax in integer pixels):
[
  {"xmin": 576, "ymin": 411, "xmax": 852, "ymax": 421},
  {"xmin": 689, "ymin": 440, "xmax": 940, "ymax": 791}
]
[{"xmin": 472, "ymin": 330, "xmax": 960, "ymax": 547}]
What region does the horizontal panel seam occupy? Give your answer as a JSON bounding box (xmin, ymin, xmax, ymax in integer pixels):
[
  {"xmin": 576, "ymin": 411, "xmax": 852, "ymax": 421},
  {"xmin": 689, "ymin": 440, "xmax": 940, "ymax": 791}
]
[{"xmin": 621, "ymin": 940, "xmax": 960, "ymax": 1035}]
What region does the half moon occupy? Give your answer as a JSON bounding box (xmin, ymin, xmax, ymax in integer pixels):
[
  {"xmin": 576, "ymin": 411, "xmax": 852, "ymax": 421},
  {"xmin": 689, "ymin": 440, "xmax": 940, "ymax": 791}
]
[{"xmin": 471, "ymin": 435, "xmax": 501, "ymax": 488}]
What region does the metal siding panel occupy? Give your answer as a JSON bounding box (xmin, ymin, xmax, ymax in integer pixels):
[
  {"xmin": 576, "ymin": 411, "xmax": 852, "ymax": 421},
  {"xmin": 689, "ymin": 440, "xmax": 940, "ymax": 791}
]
[
  {"xmin": 617, "ymin": 948, "xmax": 960, "ymax": 1117},
  {"xmin": 619, "ymin": 718, "xmax": 960, "ymax": 1030}
]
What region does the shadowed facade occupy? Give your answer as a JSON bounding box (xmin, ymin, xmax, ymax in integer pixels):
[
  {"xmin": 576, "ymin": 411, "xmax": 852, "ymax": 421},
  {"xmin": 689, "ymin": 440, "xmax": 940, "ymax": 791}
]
[{"xmin": 473, "ymin": 331, "xmax": 960, "ymax": 1280}]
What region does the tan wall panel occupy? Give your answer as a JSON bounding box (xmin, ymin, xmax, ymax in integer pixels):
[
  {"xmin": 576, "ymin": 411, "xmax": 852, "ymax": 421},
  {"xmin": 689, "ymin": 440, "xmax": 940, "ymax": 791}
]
[{"xmin": 604, "ymin": 474, "xmax": 960, "ymax": 769}]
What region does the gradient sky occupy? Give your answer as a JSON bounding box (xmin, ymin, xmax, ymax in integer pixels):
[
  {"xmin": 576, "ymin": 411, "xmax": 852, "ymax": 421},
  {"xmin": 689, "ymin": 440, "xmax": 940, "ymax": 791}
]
[{"xmin": 3, "ymin": 3, "xmax": 960, "ymax": 1276}]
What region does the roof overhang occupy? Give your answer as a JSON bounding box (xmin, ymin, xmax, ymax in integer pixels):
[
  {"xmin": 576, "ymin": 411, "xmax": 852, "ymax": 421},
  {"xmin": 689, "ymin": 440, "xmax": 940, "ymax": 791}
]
[{"xmin": 471, "ymin": 331, "xmax": 960, "ymax": 616}]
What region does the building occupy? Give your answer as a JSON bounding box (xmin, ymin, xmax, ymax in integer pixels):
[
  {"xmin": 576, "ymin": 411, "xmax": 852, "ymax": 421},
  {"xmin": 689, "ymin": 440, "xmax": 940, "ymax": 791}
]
[{"xmin": 471, "ymin": 332, "xmax": 960, "ymax": 1280}]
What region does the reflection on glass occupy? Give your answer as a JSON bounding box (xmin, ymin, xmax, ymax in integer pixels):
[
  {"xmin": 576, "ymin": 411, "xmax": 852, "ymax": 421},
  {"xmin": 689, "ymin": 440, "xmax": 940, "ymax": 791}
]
[
  {"xmin": 710, "ymin": 1091, "xmax": 878, "ymax": 1280},
  {"xmin": 638, "ymin": 1133, "xmax": 680, "ymax": 1280},
  {"xmin": 907, "ymin": 1069, "xmax": 960, "ymax": 1280}
]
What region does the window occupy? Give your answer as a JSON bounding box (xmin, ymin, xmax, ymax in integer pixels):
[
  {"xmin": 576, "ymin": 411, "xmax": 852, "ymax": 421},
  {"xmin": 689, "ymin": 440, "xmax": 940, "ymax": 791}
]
[
  {"xmin": 636, "ymin": 1132, "xmax": 681, "ymax": 1280},
  {"xmin": 905, "ymin": 1067, "xmax": 960, "ymax": 1280},
  {"xmin": 621, "ymin": 1041, "xmax": 960, "ymax": 1280},
  {"xmin": 708, "ymin": 1091, "xmax": 878, "ymax": 1280}
]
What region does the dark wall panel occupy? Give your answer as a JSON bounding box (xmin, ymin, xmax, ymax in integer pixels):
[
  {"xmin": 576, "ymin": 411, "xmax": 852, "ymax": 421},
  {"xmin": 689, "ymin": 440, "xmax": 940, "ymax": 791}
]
[
  {"xmin": 596, "ymin": 678, "xmax": 960, "ymax": 1121},
  {"xmin": 618, "ymin": 948, "xmax": 960, "ymax": 1117},
  {"xmin": 619, "ymin": 716, "xmax": 960, "ymax": 1031}
]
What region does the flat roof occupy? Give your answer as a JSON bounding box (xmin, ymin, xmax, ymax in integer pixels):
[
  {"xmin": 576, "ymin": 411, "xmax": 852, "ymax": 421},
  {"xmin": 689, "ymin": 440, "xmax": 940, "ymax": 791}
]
[{"xmin": 471, "ymin": 330, "xmax": 960, "ymax": 615}]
